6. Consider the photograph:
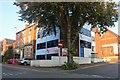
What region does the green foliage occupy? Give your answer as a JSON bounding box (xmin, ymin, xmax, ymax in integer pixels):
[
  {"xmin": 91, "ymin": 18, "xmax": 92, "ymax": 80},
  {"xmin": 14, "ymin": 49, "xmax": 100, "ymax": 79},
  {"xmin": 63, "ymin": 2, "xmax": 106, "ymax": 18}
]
[
  {"xmin": 14, "ymin": 2, "xmax": 118, "ymax": 63},
  {"xmin": 91, "ymin": 60, "xmax": 94, "ymax": 64},
  {"xmin": 15, "ymin": 54, "xmax": 20, "ymax": 59},
  {"xmin": 62, "ymin": 61, "xmax": 79, "ymax": 70},
  {"xmin": 4, "ymin": 46, "xmax": 13, "ymax": 62},
  {"xmin": 14, "ymin": 2, "xmax": 118, "ymax": 34}
]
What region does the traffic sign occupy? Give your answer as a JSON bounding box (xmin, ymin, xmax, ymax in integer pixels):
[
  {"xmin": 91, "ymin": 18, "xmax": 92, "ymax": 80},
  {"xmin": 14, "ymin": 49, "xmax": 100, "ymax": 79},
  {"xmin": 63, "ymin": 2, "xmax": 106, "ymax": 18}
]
[{"xmin": 58, "ymin": 41, "xmax": 63, "ymax": 48}]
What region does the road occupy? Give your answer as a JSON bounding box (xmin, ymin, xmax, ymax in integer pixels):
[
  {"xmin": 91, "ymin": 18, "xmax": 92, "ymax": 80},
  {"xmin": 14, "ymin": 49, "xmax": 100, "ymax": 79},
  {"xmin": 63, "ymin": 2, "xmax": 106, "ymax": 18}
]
[
  {"xmin": 69, "ymin": 62, "xmax": 119, "ymax": 78},
  {"xmin": 1, "ymin": 61, "xmax": 119, "ymax": 78}
]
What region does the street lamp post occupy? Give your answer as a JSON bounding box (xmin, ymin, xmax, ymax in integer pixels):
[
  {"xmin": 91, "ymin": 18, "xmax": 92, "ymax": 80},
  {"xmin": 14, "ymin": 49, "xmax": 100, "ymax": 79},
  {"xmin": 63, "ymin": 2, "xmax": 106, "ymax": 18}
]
[{"xmin": 13, "ymin": 27, "xmax": 17, "ymax": 64}]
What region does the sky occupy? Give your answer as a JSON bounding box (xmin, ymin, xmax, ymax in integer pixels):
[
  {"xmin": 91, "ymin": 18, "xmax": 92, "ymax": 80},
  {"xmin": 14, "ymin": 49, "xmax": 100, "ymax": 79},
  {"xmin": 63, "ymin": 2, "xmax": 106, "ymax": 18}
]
[
  {"xmin": 0, "ymin": 0, "xmax": 119, "ymax": 41},
  {"xmin": 0, "ymin": 0, "xmax": 26, "ymax": 40}
]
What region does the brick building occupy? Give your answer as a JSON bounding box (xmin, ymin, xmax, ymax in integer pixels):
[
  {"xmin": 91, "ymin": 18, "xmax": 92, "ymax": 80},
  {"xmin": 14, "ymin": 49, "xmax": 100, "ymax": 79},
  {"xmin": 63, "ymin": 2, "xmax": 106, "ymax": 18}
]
[
  {"xmin": 94, "ymin": 28, "xmax": 120, "ymax": 58},
  {"xmin": 1, "ymin": 38, "xmax": 15, "ymax": 55},
  {"xmin": 0, "ymin": 41, "xmax": 2, "ymax": 56},
  {"xmin": 16, "ymin": 24, "xmax": 37, "ymax": 59}
]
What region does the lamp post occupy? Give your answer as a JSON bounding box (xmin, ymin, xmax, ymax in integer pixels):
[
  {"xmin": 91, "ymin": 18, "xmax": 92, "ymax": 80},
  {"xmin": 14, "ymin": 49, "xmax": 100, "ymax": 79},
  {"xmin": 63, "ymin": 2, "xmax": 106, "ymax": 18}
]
[{"xmin": 13, "ymin": 27, "xmax": 17, "ymax": 64}]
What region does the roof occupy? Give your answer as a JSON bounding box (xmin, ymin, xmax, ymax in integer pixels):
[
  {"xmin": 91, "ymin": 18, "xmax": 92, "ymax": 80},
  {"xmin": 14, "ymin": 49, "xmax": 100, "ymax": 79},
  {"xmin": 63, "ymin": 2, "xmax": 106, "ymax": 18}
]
[
  {"xmin": 2, "ymin": 38, "xmax": 15, "ymax": 41},
  {"xmin": 101, "ymin": 28, "xmax": 119, "ymax": 38},
  {"xmin": 16, "ymin": 23, "xmax": 36, "ymax": 34},
  {"xmin": 107, "ymin": 29, "xmax": 119, "ymax": 37}
]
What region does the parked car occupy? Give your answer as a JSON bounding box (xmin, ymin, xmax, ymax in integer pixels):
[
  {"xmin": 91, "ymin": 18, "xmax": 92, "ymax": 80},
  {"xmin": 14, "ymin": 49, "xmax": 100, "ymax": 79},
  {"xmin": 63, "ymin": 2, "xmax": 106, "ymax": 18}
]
[
  {"xmin": 7, "ymin": 59, "xmax": 18, "ymax": 64},
  {"xmin": 18, "ymin": 58, "xmax": 32, "ymax": 66}
]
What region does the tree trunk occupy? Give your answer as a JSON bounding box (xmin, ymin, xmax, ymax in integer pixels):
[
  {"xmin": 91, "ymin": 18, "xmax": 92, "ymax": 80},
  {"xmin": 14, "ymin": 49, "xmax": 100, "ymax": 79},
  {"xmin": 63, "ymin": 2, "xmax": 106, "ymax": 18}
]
[{"xmin": 67, "ymin": 26, "xmax": 73, "ymax": 63}]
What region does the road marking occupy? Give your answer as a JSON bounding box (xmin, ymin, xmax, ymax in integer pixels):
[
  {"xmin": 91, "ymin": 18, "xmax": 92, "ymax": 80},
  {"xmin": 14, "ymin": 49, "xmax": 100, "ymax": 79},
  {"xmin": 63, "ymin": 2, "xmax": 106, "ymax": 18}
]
[
  {"xmin": 2, "ymin": 72, "xmax": 26, "ymax": 77},
  {"xmin": 91, "ymin": 74, "xmax": 112, "ymax": 78},
  {"xmin": 7, "ymin": 73, "xmax": 13, "ymax": 76}
]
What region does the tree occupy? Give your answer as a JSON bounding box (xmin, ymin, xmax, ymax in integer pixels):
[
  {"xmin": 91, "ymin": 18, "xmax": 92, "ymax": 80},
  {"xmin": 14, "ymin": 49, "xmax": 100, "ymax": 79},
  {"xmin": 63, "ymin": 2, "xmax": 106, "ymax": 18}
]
[
  {"xmin": 4, "ymin": 46, "xmax": 13, "ymax": 62},
  {"xmin": 14, "ymin": 2, "xmax": 118, "ymax": 63}
]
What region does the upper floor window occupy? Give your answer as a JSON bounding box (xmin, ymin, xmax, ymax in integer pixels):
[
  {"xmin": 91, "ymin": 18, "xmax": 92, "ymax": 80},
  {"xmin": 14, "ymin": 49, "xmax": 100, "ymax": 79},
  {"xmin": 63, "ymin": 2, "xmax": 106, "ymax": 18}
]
[
  {"xmin": 23, "ymin": 38, "xmax": 26, "ymax": 44},
  {"xmin": 110, "ymin": 49, "xmax": 112, "ymax": 54},
  {"xmin": 22, "ymin": 31, "xmax": 25, "ymax": 36},
  {"xmin": 37, "ymin": 42, "xmax": 46, "ymax": 50},
  {"xmin": 80, "ymin": 28, "xmax": 91, "ymax": 37},
  {"xmin": 47, "ymin": 39, "xmax": 58, "ymax": 48},
  {"xmin": 28, "ymin": 36, "xmax": 31, "ymax": 43},
  {"xmin": 37, "ymin": 39, "xmax": 58, "ymax": 50}
]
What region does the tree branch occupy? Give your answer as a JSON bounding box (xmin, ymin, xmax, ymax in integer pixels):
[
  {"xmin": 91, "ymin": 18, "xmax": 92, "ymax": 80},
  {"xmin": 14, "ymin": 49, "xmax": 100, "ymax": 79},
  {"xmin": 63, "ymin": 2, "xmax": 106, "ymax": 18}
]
[{"xmin": 71, "ymin": 19, "xmax": 86, "ymax": 46}]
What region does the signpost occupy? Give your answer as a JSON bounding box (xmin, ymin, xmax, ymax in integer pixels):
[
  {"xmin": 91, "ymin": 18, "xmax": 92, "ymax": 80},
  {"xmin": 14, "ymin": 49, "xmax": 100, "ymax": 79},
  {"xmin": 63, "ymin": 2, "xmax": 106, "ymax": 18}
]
[
  {"xmin": 58, "ymin": 41, "xmax": 63, "ymax": 56},
  {"xmin": 58, "ymin": 41, "xmax": 63, "ymax": 66}
]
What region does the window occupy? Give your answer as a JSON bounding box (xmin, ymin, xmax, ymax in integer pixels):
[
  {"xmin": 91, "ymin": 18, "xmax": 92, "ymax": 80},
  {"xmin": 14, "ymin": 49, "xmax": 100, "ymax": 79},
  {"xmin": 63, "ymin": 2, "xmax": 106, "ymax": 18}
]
[
  {"xmin": 37, "ymin": 55, "xmax": 45, "ymax": 60},
  {"xmin": 80, "ymin": 40, "xmax": 91, "ymax": 49},
  {"xmin": 28, "ymin": 36, "xmax": 31, "ymax": 43},
  {"xmin": 37, "ymin": 42, "xmax": 46, "ymax": 50},
  {"xmin": 29, "ymin": 29, "xmax": 32, "ymax": 34},
  {"xmin": 110, "ymin": 49, "xmax": 112, "ymax": 54},
  {"xmin": 47, "ymin": 39, "xmax": 58, "ymax": 48},
  {"xmin": 37, "ymin": 40, "xmax": 58, "ymax": 50},
  {"xmin": 92, "ymin": 46, "xmax": 94, "ymax": 51},
  {"xmin": 23, "ymin": 38, "xmax": 26, "ymax": 44},
  {"xmin": 54, "ymin": 39, "xmax": 58, "ymax": 47},
  {"xmin": 47, "ymin": 54, "xmax": 58, "ymax": 60},
  {"xmin": 22, "ymin": 31, "xmax": 25, "ymax": 36},
  {"xmin": 80, "ymin": 28, "xmax": 91, "ymax": 37}
]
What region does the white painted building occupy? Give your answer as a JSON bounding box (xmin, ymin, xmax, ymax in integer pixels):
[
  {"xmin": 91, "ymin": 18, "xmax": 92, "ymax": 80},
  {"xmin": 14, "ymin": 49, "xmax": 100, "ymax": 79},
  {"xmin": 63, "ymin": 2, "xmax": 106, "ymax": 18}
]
[
  {"xmin": 79, "ymin": 24, "xmax": 96, "ymax": 58},
  {"xmin": 35, "ymin": 27, "xmax": 60, "ymax": 60},
  {"xmin": 35, "ymin": 24, "xmax": 96, "ymax": 60}
]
